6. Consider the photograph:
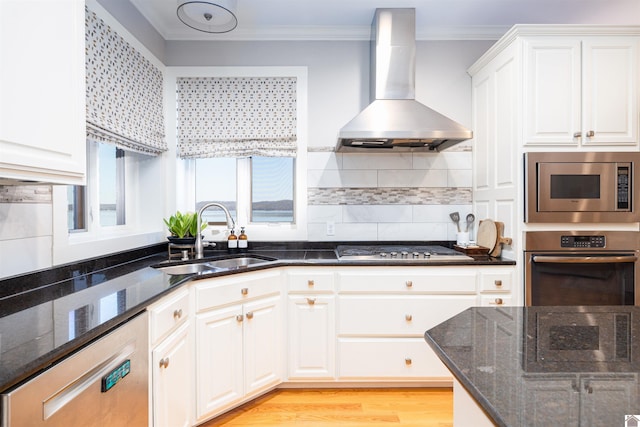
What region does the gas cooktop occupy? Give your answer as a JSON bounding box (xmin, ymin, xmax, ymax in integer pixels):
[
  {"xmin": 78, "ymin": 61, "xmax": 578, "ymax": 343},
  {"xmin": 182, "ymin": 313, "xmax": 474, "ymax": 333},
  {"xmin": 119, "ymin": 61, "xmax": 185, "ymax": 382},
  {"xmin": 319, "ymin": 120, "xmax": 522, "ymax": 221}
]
[{"xmin": 335, "ymin": 245, "xmax": 473, "ymax": 262}]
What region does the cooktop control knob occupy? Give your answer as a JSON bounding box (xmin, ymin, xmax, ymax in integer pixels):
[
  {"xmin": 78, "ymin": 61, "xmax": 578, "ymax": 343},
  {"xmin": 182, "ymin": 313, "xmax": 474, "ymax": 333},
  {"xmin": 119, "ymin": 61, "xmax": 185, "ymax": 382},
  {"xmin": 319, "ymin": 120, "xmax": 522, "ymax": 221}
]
[
  {"xmin": 401, "ymin": 251, "xmax": 409, "ymax": 258},
  {"xmin": 412, "ymin": 252, "xmax": 420, "ymax": 258},
  {"xmin": 390, "ymin": 252, "xmax": 398, "ymax": 258}
]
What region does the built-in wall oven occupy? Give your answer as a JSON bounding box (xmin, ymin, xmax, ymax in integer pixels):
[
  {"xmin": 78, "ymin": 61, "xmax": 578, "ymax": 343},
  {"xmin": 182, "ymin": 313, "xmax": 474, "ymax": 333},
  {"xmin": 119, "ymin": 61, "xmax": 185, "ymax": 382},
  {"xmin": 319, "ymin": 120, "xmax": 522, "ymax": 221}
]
[{"xmin": 524, "ymin": 231, "xmax": 640, "ymax": 306}]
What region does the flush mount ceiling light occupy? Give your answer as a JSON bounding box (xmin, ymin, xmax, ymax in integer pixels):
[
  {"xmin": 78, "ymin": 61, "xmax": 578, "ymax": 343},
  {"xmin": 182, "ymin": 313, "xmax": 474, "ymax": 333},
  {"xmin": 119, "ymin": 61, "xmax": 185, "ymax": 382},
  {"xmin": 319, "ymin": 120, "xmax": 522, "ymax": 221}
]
[{"xmin": 177, "ymin": 0, "xmax": 238, "ymax": 33}]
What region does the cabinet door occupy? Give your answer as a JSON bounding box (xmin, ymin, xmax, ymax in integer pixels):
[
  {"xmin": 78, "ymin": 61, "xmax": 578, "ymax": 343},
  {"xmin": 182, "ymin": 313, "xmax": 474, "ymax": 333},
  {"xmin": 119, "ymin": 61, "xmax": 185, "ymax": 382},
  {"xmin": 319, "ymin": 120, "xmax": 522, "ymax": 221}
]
[
  {"xmin": 195, "ymin": 304, "xmax": 244, "ymax": 421},
  {"xmin": 582, "ymin": 38, "xmax": 639, "ymax": 146},
  {"xmin": 287, "ymin": 295, "xmax": 335, "ymax": 379},
  {"xmin": 152, "ymin": 322, "xmax": 192, "ymax": 427},
  {"xmin": 243, "ymin": 295, "xmax": 283, "ymax": 396},
  {"xmin": 581, "ymin": 376, "xmax": 638, "ymax": 426},
  {"xmin": 522, "ymin": 376, "xmax": 580, "ymax": 426},
  {"xmin": 524, "ymin": 39, "xmax": 582, "ymax": 146},
  {"xmin": 0, "ymin": 0, "xmax": 85, "ymax": 184}
]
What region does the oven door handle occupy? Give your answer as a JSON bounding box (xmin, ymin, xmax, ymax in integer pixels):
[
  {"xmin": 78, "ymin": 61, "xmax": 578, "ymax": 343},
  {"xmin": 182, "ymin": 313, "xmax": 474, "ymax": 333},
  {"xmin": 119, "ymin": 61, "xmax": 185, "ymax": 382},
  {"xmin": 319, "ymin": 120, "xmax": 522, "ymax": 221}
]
[{"xmin": 532, "ymin": 255, "xmax": 638, "ymax": 264}]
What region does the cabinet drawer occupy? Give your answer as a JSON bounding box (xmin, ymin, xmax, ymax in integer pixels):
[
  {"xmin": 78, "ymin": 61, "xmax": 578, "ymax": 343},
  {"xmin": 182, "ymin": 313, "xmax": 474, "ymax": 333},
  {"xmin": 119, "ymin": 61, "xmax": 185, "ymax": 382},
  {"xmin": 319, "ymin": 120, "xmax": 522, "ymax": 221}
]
[
  {"xmin": 149, "ymin": 288, "xmax": 190, "ymax": 345},
  {"xmin": 288, "ymin": 268, "xmax": 335, "ymax": 293},
  {"xmin": 338, "ymin": 295, "xmax": 477, "ymax": 336},
  {"xmin": 337, "ymin": 267, "xmax": 477, "ymax": 293},
  {"xmin": 194, "ymin": 270, "xmax": 282, "ymax": 313},
  {"xmin": 479, "ymin": 269, "xmax": 514, "ymax": 292},
  {"xmin": 338, "ymin": 338, "xmax": 450, "ymax": 379},
  {"xmin": 480, "ymin": 295, "xmax": 513, "ymax": 307}
]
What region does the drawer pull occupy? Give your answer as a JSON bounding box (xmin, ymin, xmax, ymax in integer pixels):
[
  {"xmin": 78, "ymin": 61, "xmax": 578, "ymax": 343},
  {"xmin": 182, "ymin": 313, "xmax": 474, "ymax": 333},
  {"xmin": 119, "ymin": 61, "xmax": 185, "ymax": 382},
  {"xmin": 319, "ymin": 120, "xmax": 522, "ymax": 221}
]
[
  {"xmin": 405, "ymin": 280, "xmax": 413, "ymax": 288},
  {"xmin": 308, "ymin": 280, "xmax": 315, "ymax": 287},
  {"xmin": 241, "ymin": 288, "xmax": 249, "ymax": 296},
  {"xmin": 587, "ymin": 130, "xmax": 595, "ymax": 138},
  {"xmin": 159, "ymin": 358, "xmax": 170, "ymax": 369},
  {"xmin": 173, "ymin": 309, "xmax": 183, "ymax": 319},
  {"xmin": 236, "ymin": 314, "xmax": 244, "ymax": 322},
  {"xmin": 405, "ymin": 314, "xmax": 413, "ymax": 321},
  {"xmin": 307, "ymin": 298, "xmax": 316, "ymax": 305},
  {"xmin": 405, "ymin": 358, "xmax": 412, "ymax": 365},
  {"xmin": 246, "ymin": 311, "xmax": 254, "ymax": 319},
  {"xmin": 573, "ymin": 131, "xmax": 582, "ymax": 138},
  {"xmin": 494, "ymin": 280, "xmax": 502, "ymax": 287},
  {"xmin": 491, "ymin": 298, "xmax": 504, "ymax": 305}
]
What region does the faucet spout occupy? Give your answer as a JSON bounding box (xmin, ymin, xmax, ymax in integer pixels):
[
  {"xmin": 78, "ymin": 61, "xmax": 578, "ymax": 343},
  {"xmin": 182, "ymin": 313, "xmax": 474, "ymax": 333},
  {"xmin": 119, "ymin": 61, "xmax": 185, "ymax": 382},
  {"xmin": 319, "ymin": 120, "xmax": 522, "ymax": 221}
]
[{"xmin": 195, "ymin": 202, "xmax": 235, "ymax": 259}]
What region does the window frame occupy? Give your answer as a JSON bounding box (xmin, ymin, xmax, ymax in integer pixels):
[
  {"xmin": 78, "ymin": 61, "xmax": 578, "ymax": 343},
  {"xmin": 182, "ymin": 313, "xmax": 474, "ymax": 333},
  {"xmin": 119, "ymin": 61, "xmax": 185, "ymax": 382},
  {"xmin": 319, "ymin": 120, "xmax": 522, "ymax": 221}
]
[{"xmin": 170, "ymin": 66, "xmax": 308, "ymax": 241}]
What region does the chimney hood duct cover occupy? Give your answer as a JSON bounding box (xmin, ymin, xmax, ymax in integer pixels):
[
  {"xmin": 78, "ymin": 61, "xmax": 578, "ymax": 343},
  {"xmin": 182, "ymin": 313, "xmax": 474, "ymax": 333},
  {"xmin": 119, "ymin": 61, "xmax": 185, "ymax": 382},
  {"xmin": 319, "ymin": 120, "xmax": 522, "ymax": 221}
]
[{"xmin": 336, "ymin": 8, "xmax": 472, "ymax": 152}]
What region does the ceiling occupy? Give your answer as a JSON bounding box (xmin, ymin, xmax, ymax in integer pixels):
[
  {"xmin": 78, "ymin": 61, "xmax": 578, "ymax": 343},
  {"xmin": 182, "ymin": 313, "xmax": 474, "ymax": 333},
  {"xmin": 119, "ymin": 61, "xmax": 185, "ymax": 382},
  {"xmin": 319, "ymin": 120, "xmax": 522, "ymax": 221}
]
[{"xmin": 129, "ymin": 0, "xmax": 640, "ymax": 41}]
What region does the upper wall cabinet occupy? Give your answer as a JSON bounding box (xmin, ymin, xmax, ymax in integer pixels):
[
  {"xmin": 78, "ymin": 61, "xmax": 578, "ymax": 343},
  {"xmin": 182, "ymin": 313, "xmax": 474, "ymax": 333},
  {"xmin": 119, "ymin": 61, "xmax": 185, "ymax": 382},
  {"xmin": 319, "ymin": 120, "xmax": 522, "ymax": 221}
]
[
  {"xmin": 524, "ymin": 37, "xmax": 639, "ymax": 147},
  {"xmin": 0, "ymin": 0, "xmax": 85, "ymax": 185}
]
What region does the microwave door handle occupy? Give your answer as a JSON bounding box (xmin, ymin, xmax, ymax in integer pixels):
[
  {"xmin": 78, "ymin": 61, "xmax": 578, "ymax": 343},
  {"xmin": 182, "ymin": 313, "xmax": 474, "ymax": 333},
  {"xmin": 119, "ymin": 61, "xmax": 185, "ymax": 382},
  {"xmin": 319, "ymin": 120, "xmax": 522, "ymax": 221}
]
[{"xmin": 532, "ymin": 255, "xmax": 638, "ymax": 264}]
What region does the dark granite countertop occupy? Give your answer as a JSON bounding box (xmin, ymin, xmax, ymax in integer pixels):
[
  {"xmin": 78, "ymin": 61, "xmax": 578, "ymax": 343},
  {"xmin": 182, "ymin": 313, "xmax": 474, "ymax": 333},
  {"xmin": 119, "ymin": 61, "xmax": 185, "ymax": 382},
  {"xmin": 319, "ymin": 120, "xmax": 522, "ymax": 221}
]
[
  {"xmin": 425, "ymin": 306, "xmax": 640, "ymax": 427},
  {"xmin": 0, "ymin": 240, "xmax": 514, "ymax": 393}
]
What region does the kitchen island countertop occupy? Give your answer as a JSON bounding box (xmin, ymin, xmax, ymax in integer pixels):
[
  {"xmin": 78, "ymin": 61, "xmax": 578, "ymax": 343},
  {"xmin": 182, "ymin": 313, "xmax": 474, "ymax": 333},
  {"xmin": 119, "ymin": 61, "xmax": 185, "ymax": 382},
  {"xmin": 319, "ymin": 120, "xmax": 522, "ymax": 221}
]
[{"xmin": 425, "ymin": 306, "xmax": 640, "ymax": 427}]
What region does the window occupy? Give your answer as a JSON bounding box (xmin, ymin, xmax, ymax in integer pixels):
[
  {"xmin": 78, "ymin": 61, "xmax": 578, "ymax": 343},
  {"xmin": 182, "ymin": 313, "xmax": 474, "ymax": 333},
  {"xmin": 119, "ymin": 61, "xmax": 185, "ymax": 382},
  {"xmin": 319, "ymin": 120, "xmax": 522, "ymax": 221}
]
[
  {"xmin": 67, "ymin": 142, "xmax": 127, "ymax": 232},
  {"xmin": 195, "ymin": 156, "xmax": 295, "ymax": 226}
]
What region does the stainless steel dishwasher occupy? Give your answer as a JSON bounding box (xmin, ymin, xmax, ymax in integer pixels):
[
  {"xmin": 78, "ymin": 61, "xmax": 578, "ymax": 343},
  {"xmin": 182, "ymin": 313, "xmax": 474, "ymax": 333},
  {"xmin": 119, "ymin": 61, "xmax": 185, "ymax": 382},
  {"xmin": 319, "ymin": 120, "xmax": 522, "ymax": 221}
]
[{"xmin": 1, "ymin": 311, "xmax": 148, "ymax": 426}]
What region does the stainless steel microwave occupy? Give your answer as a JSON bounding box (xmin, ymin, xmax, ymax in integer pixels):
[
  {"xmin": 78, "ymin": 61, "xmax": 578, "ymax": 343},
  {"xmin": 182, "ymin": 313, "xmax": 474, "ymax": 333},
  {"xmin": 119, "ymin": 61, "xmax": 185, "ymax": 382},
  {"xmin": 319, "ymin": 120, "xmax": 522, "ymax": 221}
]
[{"xmin": 525, "ymin": 152, "xmax": 640, "ymax": 223}]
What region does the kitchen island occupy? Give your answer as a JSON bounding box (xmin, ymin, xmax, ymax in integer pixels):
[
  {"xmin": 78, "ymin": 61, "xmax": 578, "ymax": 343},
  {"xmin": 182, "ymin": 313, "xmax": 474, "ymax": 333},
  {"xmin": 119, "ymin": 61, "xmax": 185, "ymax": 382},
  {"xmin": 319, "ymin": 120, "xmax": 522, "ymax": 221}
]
[{"xmin": 425, "ymin": 306, "xmax": 640, "ymax": 427}]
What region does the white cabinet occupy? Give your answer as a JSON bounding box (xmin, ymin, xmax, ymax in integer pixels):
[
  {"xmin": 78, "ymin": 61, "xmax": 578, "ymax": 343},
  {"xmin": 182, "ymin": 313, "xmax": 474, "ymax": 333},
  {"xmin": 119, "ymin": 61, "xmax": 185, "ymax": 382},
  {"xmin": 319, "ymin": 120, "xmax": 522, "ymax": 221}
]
[
  {"xmin": 336, "ymin": 267, "xmax": 479, "ymax": 381},
  {"xmin": 478, "ymin": 268, "xmax": 514, "ymax": 307},
  {"xmin": 286, "ymin": 268, "xmax": 336, "ymax": 380},
  {"xmin": 193, "ymin": 270, "xmax": 283, "ymax": 422},
  {"xmin": 522, "ymin": 374, "xmax": 638, "ymax": 426},
  {"xmin": 524, "ymin": 37, "xmax": 639, "ymax": 147},
  {"xmin": 0, "ymin": 0, "xmax": 85, "ymax": 184},
  {"xmin": 148, "ymin": 288, "xmax": 192, "ymax": 427}
]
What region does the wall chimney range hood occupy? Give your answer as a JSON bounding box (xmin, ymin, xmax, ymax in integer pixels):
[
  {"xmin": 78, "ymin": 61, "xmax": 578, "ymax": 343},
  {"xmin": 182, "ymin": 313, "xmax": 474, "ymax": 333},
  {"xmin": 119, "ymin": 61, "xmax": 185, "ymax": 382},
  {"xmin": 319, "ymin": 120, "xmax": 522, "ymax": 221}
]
[{"xmin": 336, "ymin": 8, "xmax": 472, "ymax": 152}]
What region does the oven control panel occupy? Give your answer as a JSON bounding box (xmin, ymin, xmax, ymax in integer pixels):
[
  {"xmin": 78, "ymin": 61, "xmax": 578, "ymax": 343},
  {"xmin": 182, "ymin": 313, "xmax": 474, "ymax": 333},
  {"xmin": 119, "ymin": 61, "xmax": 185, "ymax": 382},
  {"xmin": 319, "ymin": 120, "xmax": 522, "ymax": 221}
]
[{"xmin": 560, "ymin": 235, "xmax": 606, "ymax": 248}]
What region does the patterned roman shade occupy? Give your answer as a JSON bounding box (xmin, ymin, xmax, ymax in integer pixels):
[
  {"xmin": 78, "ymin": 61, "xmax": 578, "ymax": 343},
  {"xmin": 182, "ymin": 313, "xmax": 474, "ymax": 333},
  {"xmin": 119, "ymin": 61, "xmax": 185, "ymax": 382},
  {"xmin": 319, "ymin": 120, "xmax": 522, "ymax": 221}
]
[
  {"xmin": 176, "ymin": 77, "xmax": 297, "ymax": 158},
  {"xmin": 85, "ymin": 7, "xmax": 166, "ymax": 155}
]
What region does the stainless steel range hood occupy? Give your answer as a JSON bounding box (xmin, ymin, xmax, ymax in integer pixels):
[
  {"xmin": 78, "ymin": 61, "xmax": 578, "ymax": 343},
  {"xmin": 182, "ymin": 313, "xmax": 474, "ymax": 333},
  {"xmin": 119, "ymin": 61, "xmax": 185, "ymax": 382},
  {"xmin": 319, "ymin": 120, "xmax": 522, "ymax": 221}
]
[{"xmin": 336, "ymin": 8, "xmax": 472, "ymax": 152}]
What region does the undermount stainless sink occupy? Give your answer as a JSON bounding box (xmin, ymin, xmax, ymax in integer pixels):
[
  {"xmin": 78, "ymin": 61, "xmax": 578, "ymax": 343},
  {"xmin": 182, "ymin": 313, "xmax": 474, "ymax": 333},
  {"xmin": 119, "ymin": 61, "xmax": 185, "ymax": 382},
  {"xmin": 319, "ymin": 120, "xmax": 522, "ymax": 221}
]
[{"xmin": 153, "ymin": 256, "xmax": 274, "ymax": 275}]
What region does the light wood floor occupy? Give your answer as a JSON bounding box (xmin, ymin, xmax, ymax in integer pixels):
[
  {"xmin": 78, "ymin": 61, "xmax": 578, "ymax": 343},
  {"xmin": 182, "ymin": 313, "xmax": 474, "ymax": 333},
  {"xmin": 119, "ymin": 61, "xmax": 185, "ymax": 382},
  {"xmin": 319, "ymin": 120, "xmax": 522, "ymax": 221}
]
[{"xmin": 199, "ymin": 388, "xmax": 453, "ymax": 427}]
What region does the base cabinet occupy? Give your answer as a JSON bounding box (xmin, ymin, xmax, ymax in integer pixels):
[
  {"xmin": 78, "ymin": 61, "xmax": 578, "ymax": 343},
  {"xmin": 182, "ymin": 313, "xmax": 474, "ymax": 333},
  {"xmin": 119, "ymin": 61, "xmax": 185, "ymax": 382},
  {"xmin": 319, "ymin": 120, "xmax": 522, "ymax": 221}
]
[{"xmin": 152, "ymin": 322, "xmax": 192, "ymax": 427}]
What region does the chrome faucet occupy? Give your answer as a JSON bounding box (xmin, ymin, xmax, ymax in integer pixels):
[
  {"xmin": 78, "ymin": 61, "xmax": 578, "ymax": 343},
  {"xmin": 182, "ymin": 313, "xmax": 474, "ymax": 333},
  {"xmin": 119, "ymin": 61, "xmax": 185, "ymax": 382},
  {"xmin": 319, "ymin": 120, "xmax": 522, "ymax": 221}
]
[{"xmin": 195, "ymin": 202, "xmax": 235, "ymax": 259}]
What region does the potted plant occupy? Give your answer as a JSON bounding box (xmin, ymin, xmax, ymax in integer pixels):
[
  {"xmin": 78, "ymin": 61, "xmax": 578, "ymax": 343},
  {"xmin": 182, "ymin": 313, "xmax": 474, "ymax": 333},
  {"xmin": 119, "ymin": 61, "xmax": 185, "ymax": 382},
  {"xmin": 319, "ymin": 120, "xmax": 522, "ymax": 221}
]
[{"xmin": 164, "ymin": 211, "xmax": 206, "ymax": 244}]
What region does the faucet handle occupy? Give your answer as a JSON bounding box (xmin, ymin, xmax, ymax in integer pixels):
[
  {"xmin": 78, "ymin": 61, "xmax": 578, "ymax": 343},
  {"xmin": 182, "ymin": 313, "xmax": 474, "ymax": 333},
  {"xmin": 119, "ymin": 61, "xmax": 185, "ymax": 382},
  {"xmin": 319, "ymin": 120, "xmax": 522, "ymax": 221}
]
[{"xmin": 202, "ymin": 241, "xmax": 217, "ymax": 248}]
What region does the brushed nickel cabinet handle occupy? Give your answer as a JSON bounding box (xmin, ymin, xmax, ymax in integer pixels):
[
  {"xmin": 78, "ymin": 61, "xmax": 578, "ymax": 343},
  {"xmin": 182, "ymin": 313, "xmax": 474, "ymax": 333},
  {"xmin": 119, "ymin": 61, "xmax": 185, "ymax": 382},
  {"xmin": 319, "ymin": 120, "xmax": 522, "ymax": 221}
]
[
  {"xmin": 236, "ymin": 314, "xmax": 244, "ymax": 322},
  {"xmin": 405, "ymin": 358, "xmax": 412, "ymax": 365},
  {"xmin": 159, "ymin": 358, "xmax": 170, "ymax": 369},
  {"xmin": 573, "ymin": 132, "xmax": 582, "ymax": 138},
  {"xmin": 241, "ymin": 288, "xmax": 249, "ymax": 295},
  {"xmin": 492, "ymin": 298, "xmax": 504, "ymax": 305},
  {"xmin": 246, "ymin": 311, "xmax": 254, "ymax": 319},
  {"xmin": 587, "ymin": 130, "xmax": 595, "ymax": 137},
  {"xmin": 308, "ymin": 280, "xmax": 315, "ymax": 287},
  {"xmin": 307, "ymin": 298, "xmax": 316, "ymax": 305},
  {"xmin": 405, "ymin": 280, "xmax": 413, "ymax": 288},
  {"xmin": 173, "ymin": 309, "xmax": 183, "ymax": 319},
  {"xmin": 405, "ymin": 314, "xmax": 413, "ymax": 321},
  {"xmin": 494, "ymin": 280, "xmax": 502, "ymax": 287}
]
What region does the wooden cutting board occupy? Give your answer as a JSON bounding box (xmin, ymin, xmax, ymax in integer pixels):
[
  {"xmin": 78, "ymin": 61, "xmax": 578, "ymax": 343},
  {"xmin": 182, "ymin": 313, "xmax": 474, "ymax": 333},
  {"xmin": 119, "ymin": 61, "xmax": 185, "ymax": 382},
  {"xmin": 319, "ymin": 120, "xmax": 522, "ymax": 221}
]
[
  {"xmin": 477, "ymin": 219, "xmax": 513, "ymax": 257},
  {"xmin": 476, "ymin": 219, "xmax": 497, "ymax": 253}
]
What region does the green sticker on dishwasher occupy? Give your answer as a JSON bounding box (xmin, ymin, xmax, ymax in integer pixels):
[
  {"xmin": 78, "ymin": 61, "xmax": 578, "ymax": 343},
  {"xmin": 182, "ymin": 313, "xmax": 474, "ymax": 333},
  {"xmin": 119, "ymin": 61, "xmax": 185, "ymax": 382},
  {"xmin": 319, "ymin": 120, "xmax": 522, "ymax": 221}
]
[{"xmin": 101, "ymin": 359, "xmax": 131, "ymax": 392}]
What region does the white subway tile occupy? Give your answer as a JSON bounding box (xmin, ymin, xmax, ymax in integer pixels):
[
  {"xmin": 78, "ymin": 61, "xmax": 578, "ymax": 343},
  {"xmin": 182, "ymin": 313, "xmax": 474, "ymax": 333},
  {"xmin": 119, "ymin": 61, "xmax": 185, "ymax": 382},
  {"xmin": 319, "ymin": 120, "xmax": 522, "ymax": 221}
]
[
  {"xmin": 307, "ymin": 152, "xmax": 342, "ymax": 170},
  {"xmin": 342, "ymin": 153, "xmax": 413, "ymax": 170},
  {"xmin": 378, "ymin": 223, "xmax": 448, "ymax": 241},
  {"xmin": 307, "ymin": 222, "xmax": 378, "ymax": 241},
  {"xmin": 413, "ymin": 204, "xmax": 473, "ymax": 223},
  {"xmin": 343, "ymin": 205, "xmax": 412, "ymax": 223},
  {"xmin": 413, "ymin": 151, "xmax": 472, "ymax": 170},
  {"xmin": 307, "ymin": 205, "xmax": 343, "ymax": 223},
  {"xmin": 0, "ymin": 203, "xmax": 52, "ymax": 240},
  {"xmin": 307, "ymin": 170, "xmax": 378, "ymax": 188},
  {"xmin": 0, "ymin": 236, "xmax": 52, "ymax": 278},
  {"xmin": 447, "ymin": 169, "xmax": 473, "ymax": 187},
  {"xmin": 378, "ymin": 169, "xmax": 447, "ymax": 187}
]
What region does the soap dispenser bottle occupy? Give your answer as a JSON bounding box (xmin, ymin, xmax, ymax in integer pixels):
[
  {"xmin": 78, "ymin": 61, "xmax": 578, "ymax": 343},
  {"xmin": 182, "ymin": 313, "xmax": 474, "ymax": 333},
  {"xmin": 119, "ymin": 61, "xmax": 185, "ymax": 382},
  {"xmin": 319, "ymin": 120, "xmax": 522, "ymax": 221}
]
[
  {"xmin": 227, "ymin": 229, "xmax": 238, "ymax": 253},
  {"xmin": 238, "ymin": 227, "xmax": 248, "ymax": 252}
]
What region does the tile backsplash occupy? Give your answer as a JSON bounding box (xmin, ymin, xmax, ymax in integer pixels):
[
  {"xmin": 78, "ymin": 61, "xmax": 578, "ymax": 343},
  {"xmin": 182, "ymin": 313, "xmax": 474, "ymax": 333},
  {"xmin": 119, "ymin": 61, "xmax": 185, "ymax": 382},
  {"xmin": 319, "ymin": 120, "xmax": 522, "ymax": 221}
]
[{"xmin": 307, "ymin": 146, "xmax": 473, "ymax": 241}]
